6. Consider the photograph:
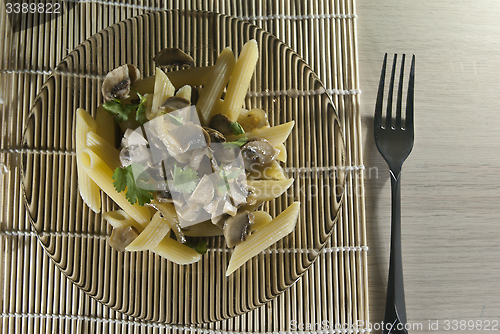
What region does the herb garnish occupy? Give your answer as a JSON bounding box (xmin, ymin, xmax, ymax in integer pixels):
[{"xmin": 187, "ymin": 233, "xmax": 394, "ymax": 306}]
[
  {"xmin": 103, "ymin": 91, "xmax": 148, "ymax": 124},
  {"xmin": 167, "ymin": 113, "xmax": 184, "ymax": 126},
  {"xmin": 229, "ymin": 121, "xmax": 245, "ymax": 135},
  {"xmin": 172, "ymin": 165, "xmax": 199, "ymax": 193},
  {"xmin": 112, "ymin": 164, "xmax": 154, "ymax": 206},
  {"xmin": 185, "ymin": 240, "xmax": 208, "ymax": 254},
  {"xmin": 222, "ymin": 136, "xmax": 248, "ymax": 148}
]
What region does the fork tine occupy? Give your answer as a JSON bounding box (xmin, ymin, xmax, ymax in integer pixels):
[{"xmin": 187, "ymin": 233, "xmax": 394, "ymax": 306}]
[
  {"xmin": 386, "ymin": 54, "xmax": 398, "ymax": 129},
  {"xmin": 395, "ymin": 54, "xmax": 406, "ymax": 129},
  {"xmin": 374, "ymin": 53, "xmax": 388, "ymax": 129},
  {"xmin": 405, "ymin": 54, "xmax": 415, "ymax": 130}
]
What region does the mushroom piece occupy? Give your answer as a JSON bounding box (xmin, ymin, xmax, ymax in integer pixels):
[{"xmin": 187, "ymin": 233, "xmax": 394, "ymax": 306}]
[
  {"xmin": 237, "ymin": 108, "xmax": 269, "ymax": 131},
  {"xmin": 121, "ymin": 128, "xmax": 148, "ymax": 147},
  {"xmin": 227, "ymin": 177, "xmax": 255, "ymax": 207},
  {"xmin": 209, "ymin": 113, "xmax": 234, "ymax": 136},
  {"xmin": 154, "ymin": 48, "xmax": 195, "ymax": 67},
  {"xmin": 102, "ymin": 64, "xmax": 141, "ymax": 101},
  {"xmin": 203, "ymin": 127, "xmax": 226, "ymax": 144},
  {"xmin": 109, "ymin": 226, "xmax": 139, "ymax": 251},
  {"xmin": 241, "ymin": 139, "xmax": 277, "ymax": 172},
  {"xmin": 159, "ymin": 96, "xmax": 191, "ymax": 113},
  {"xmin": 155, "ymin": 190, "xmax": 173, "ymax": 203},
  {"xmin": 162, "ymin": 124, "xmax": 209, "ymax": 158},
  {"xmin": 189, "ymin": 174, "xmax": 215, "ymax": 206},
  {"xmin": 223, "ymin": 211, "xmax": 255, "ymax": 248}
]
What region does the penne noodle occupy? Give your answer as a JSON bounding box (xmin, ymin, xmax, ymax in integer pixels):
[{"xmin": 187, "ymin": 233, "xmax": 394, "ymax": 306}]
[
  {"xmin": 148, "ymin": 68, "xmax": 176, "ymax": 120},
  {"xmin": 241, "ymin": 121, "xmax": 295, "ymax": 146},
  {"xmin": 175, "ymin": 85, "xmax": 192, "ymax": 101},
  {"xmin": 221, "ymin": 39, "xmax": 259, "ymax": 121},
  {"xmin": 247, "ymin": 179, "xmax": 294, "ymax": 201},
  {"xmin": 167, "ymin": 66, "xmax": 213, "ymax": 89},
  {"xmin": 126, "ymin": 211, "xmax": 171, "ymax": 251},
  {"xmin": 196, "ymin": 47, "xmax": 235, "ymax": 124},
  {"xmin": 103, "ymin": 210, "xmax": 144, "ymax": 232},
  {"xmin": 75, "ymin": 108, "xmax": 101, "ymax": 213},
  {"xmin": 152, "ymin": 236, "xmax": 202, "ymax": 265},
  {"xmin": 251, "ymin": 211, "xmax": 273, "ymax": 231},
  {"xmin": 95, "ymin": 105, "xmax": 116, "ymax": 145},
  {"xmin": 86, "ymin": 131, "xmax": 121, "ymax": 171},
  {"xmin": 226, "ymin": 202, "xmax": 301, "ymax": 276},
  {"xmin": 78, "ymin": 148, "xmax": 151, "ymax": 224},
  {"xmin": 248, "ymin": 161, "xmax": 287, "ymax": 181},
  {"xmin": 131, "ymin": 66, "xmax": 214, "ymax": 94},
  {"xmin": 275, "ymin": 143, "xmax": 287, "ymax": 163}
]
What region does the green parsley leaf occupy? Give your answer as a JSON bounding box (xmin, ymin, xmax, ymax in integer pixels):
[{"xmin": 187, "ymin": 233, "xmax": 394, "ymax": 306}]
[
  {"xmin": 103, "ymin": 98, "xmax": 132, "ymax": 123},
  {"xmin": 112, "ymin": 164, "xmax": 154, "ymax": 206},
  {"xmin": 194, "ymin": 240, "xmax": 208, "ymax": 254},
  {"xmin": 167, "ymin": 113, "xmax": 184, "ymax": 126},
  {"xmin": 172, "ymin": 165, "xmax": 199, "ymax": 193},
  {"xmin": 229, "ymin": 121, "xmax": 245, "ymax": 135},
  {"xmin": 222, "ymin": 136, "xmax": 248, "ymax": 149},
  {"xmin": 135, "ymin": 92, "xmax": 148, "ymax": 124},
  {"xmin": 184, "ymin": 240, "xmax": 208, "ymax": 255}
]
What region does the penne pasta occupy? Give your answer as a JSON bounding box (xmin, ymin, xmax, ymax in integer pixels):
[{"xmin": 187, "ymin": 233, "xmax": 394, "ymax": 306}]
[
  {"xmin": 196, "ymin": 47, "xmax": 235, "ymax": 124},
  {"xmin": 103, "ymin": 210, "xmax": 144, "ymax": 232},
  {"xmin": 175, "ymin": 85, "xmax": 192, "ymax": 101},
  {"xmin": 248, "ymin": 161, "xmax": 287, "ymax": 181},
  {"xmin": 247, "ymin": 179, "xmax": 294, "ymax": 201},
  {"xmin": 251, "ymin": 211, "xmax": 273, "ymax": 231},
  {"xmin": 126, "ymin": 211, "xmax": 171, "ymax": 251},
  {"xmin": 78, "ymin": 148, "xmax": 151, "ymax": 224},
  {"xmin": 76, "ymin": 108, "xmax": 101, "ymax": 213},
  {"xmin": 244, "ymin": 121, "xmax": 295, "ymax": 146},
  {"xmin": 131, "ymin": 66, "xmax": 214, "ymax": 94},
  {"xmin": 226, "ymin": 202, "xmax": 301, "ymax": 276},
  {"xmin": 275, "ymin": 143, "xmax": 287, "ymax": 163},
  {"xmin": 152, "ymin": 236, "xmax": 202, "ymax": 265},
  {"xmin": 148, "ymin": 68, "xmax": 176, "ymax": 120},
  {"xmin": 95, "ymin": 105, "xmax": 115, "ymax": 145},
  {"xmin": 221, "ymin": 39, "xmax": 259, "ymax": 121},
  {"xmin": 86, "ymin": 131, "xmax": 121, "ymax": 171}
]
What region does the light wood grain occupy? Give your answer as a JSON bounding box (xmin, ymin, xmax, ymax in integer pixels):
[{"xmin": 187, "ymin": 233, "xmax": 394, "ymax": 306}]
[{"xmin": 357, "ymin": 0, "xmax": 500, "ymax": 332}]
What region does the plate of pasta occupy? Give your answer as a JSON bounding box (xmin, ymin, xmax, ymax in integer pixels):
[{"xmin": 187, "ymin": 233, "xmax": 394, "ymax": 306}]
[{"xmin": 20, "ymin": 10, "xmax": 345, "ymax": 324}]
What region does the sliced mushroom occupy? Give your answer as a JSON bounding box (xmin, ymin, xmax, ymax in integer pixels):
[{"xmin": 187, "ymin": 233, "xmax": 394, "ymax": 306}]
[
  {"xmin": 155, "ymin": 190, "xmax": 173, "ymax": 203},
  {"xmin": 237, "ymin": 108, "xmax": 269, "ymax": 131},
  {"xmin": 209, "ymin": 113, "xmax": 234, "ymax": 136},
  {"xmin": 154, "ymin": 48, "xmax": 195, "ymax": 67},
  {"xmin": 102, "ymin": 64, "xmax": 141, "ymax": 101},
  {"xmin": 241, "ymin": 139, "xmax": 277, "ymax": 172},
  {"xmin": 162, "ymin": 123, "xmax": 208, "ymax": 157},
  {"xmin": 189, "ymin": 174, "xmax": 215, "ymax": 206},
  {"xmin": 223, "ymin": 211, "xmax": 255, "ymax": 248},
  {"xmin": 211, "ymin": 213, "xmax": 230, "ymax": 229},
  {"xmin": 159, "ymin": 96, "xmax": 191, "ymax": 113},
  {"xmin": 121, "ymin": 128, "xmax": 148, "ymax": 147},
  {"xmin": 222, "ymin": 199, "xmax": 238, "ymax": 217},
  {"xmin": 227, "ymin": 176, "xmax": 255, "ymax": 207},
  {"xmin": 109, "ymin": 226, "xmax": 139, "ymax": 251},
  {"xmin": 203, "ymin": 127, "xmax": 226, "ymax": 143}
]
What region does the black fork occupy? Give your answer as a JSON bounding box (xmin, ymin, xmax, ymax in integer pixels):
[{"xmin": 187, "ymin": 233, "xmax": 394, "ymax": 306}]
[{"xmin": 374, "ymin": 54, "xmax": 415, "ymax": 334}]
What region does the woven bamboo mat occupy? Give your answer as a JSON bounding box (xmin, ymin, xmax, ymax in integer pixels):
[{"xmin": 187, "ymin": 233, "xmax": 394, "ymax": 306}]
[{"xmin": 0, "ymin": 0, "xmax": 367, "ymax": 332}]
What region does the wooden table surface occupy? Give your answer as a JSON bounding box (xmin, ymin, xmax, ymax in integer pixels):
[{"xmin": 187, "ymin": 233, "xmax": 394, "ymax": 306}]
[{"xmin": 357, "ymin": 0, "xmax": 500, "ymax": 332}]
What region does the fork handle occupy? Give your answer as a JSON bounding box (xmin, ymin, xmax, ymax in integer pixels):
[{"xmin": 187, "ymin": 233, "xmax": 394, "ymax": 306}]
[{"xmin": 382, "ymin": 170, "xmax": 408, "ymax": 334}]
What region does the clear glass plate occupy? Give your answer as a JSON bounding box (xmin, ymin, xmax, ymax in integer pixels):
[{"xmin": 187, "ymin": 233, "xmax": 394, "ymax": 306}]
[{"xmin": 20, "ymin": 10, "xmax": 345, "ymax": 324}]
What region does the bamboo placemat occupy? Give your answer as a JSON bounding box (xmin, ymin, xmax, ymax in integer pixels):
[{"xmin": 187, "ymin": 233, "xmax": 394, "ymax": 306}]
[{"xmin": 0, "ymin": 0, "xmax": 367, "ymax": 333}]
